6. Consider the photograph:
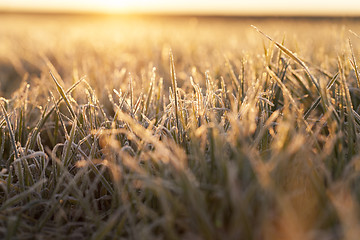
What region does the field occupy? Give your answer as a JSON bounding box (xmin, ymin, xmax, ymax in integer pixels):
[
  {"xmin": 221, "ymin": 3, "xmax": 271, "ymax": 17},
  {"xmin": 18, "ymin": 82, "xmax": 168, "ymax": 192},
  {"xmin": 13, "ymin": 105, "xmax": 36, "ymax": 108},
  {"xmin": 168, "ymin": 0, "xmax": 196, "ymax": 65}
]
[{"xmin": 1, "ymin": 14, "xmax": 360, "ymax": 239}]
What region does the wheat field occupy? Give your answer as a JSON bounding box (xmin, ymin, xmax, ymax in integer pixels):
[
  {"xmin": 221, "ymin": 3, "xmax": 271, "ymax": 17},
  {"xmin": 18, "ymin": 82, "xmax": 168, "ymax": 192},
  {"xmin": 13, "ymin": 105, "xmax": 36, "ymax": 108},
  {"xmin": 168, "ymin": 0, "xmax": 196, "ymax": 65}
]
[{"xmin": 1, "ymin": 14, "xmax": 360, "ymax": 239}]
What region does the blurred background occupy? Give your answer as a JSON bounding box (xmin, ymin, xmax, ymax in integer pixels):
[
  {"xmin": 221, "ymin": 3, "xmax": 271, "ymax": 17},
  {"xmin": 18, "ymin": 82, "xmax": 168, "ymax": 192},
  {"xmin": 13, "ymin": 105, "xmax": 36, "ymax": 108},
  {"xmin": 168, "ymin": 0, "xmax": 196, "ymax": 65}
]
[
  {"xmin": 1, "ymin": 0, "xmax": 360, "ymax": 16},
  {"xmin": 1, "ymin": 0, "xmax": 360, "ymax": 98}
]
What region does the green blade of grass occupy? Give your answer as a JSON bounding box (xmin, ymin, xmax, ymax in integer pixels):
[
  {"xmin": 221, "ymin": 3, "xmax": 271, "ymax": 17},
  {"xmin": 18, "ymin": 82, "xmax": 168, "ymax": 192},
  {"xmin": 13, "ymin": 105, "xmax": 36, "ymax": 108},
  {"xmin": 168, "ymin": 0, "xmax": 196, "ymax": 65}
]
[
  {"xmin": 0, "ymin": 179, "xmax": 47, "ymax": 211},
  {"xmin": 1, "ymin": 104, "xmax": 19, "ymax": 159},
  {"xmin": 169, "ymin": 50, "xmax": 180, "ymax": 136},
  {"xmin": 91, "ymin": 208, "xmax": 125, "ymax": 240},
  {"xmin": 338, "ymin": 57, "xmax": 356, "ymax": 158},
  {"xmin": 63, "ymin": 120, "xmax": 77, "ymax": 168},
  {"xmin": 25, "ymin": 76, "xmax": 85, "ymax": 152},
  {"xmin": 144, "ymin": 68, "xmax": 155, "ymax": 117},
  {"xmin": 266, "ymin": 67, "xmax": 299, "ymax": 110},
  {"xmin": 304, "ymin": 72, "xmax": 339, "ymax": 120},
  {"xmin": 50, "ymin": 71, "xmax": 77, "ymax": 120},
  {"xmin": 252, "ymin": 25, "xmax": 320, "ymax": 92}
]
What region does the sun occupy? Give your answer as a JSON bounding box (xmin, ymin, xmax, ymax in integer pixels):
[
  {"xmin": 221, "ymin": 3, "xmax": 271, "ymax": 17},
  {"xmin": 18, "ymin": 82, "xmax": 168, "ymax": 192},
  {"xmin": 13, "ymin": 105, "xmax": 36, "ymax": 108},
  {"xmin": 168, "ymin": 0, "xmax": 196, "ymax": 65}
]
[{"xmin": 83, "ymin": 0, "xmax": 132, "ymax": 13}]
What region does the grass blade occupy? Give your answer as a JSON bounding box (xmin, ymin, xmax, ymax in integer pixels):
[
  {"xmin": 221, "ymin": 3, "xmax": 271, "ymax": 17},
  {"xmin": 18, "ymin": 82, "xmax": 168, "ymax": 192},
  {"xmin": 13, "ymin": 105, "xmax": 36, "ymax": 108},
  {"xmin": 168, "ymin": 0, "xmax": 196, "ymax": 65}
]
[
  {"xmin": 349, "ymin": 39, "xmax": 360, "ymax": 88},
  {"xmin": 304, "ymin": 72, "xmax": 339, "ymax": 120},
  {"xmin": 0, "ymin": 179, "xmax": 47, "ymax": 211},
  {"xmin": 63, "ymin": 120, "xmax": 77, "ymax": 168},
  {"xmin": 252, "ymin": 25, "xmax": 320, "ymax": 92},
  {"xmin": 1, "ymin": 104, "xmax": 19, "ymax": 159},
  {"xmin": 170, "ymin": 50, "xmax": 180, "ymax": 135},
  {"xmin": 50, "ymin": 71, "xmax": 76, "ymax": 119}
]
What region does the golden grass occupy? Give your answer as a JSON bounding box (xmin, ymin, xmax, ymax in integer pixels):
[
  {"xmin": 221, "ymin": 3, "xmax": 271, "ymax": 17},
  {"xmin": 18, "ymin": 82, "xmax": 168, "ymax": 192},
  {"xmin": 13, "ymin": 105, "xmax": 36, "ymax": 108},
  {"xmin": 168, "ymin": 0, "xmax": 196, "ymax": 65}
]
[{"xmin": 1, "ymin": 15, "xmax": 360, "ymax": 239}]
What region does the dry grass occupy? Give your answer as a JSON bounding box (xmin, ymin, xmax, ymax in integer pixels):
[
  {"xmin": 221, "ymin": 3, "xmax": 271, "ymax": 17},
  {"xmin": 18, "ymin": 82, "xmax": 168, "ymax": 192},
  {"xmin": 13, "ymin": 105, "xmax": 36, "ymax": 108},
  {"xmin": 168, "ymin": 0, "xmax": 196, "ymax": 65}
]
[{"xmin": 1, "ymin": 15, "xmax": 360, "ymax": 239}]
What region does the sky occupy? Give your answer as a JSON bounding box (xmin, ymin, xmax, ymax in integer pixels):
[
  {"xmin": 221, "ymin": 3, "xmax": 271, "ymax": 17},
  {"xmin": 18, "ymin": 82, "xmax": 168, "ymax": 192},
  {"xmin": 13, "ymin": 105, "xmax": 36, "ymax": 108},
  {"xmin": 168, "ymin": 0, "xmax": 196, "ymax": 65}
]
[{"xmin": 1, "ymin": 0, "xmax": 360, "ymax": 16}]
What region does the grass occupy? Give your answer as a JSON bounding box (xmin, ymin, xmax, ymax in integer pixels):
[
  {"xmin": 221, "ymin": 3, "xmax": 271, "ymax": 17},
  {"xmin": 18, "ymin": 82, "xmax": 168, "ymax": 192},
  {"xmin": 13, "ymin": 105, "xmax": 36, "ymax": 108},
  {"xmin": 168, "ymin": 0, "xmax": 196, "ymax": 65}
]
[{"xmin": 1, "ymin": 15, "xmax": 360, "ymax": 239}]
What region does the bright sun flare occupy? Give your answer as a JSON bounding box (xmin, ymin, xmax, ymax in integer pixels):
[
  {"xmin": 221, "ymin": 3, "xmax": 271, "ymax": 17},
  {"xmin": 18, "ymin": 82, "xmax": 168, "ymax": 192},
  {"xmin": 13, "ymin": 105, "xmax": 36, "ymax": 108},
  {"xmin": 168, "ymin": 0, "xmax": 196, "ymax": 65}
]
[
  {"xmin": 1, "ymin": 0, "xmax": 360, "ymax": 15},
  {"xmin": 91, "ymin": 0, "xmax": 132, "ymax": 12}
]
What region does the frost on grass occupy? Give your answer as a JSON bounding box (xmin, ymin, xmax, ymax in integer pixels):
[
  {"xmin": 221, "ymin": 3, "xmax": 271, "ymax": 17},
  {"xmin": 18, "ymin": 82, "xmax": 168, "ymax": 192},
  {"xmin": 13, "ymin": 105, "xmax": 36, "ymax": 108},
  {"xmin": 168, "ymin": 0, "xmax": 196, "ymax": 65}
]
[{"xmin": 1, "ymin": 16, "xmax": 360, "ymax": 240}]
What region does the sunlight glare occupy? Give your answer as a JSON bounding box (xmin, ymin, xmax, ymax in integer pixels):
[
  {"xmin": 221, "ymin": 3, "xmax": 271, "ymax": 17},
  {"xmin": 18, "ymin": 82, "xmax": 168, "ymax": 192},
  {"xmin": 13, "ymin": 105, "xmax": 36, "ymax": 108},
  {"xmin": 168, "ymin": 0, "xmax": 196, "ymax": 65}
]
[{"xmin": 0, "ymin": 0, "xmax": 360, "ymax": 15}]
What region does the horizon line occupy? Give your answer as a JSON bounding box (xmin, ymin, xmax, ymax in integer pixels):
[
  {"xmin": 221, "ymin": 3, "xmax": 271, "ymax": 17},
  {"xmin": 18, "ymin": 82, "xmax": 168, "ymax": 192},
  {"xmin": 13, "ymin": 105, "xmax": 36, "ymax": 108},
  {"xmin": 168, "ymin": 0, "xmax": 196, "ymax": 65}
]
[{"xmin": 1, "ymin": 9, "xmax": 360, "ymax": 19}]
